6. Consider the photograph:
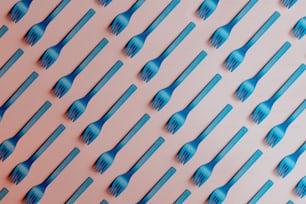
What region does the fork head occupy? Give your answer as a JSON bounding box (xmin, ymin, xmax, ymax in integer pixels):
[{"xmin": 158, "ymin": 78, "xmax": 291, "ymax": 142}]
[
  {"xmin": 109, "ymin": 173, "xmax": 130, "ymax": 197},
  {"xmin": 110, "ymin": 12, "xmax": 130, "ymax": 35},
  {"xmin": 140, "ymin": 58, "xmax": 161, "ymax": 82},
  {"xmin": 251, "ymin": 100, "xmax": 272, "ymax": 124},
  {"xmin": 98, "ymin": 0, "xmax": 112, "ymax": 7},
  {"xmin": 81, "ymin": 122, "xmax": 102, "ymax": 144},
  {"xmin": 177, "ymin": 141, "xmax": 198, "ymax": 164},
  {"xmin": 67, "ymin": 98, "xmax": 88, "ymax": 122},
  {"xmin": 235, "ymin": 78, "xmax": 257, "ymax": 102},
  {"xmin": 193, "ymin": 162, "xmax": 214, "ymax": 187},
  {"xmin": 210, "ymin": 25, "xmax": 231, "ymax": 48},
  {"xmin": 293, "ymin": 18, "xmax": 306, "ymax": 39},
  {"xmin": 25, "ymin": 22, "xmax": 45, "ymax": 46},
  {"xmin": 39, "ymin": 46, "xmax": 61, "ymax": 69},
  {"xmin": 151, "ymin": 86, "xmax": 173, "ymax": 111},
  {"xmin": 277, "ymin": 155, "xmax": 296, "ymax": 178},
  {"xmin": 166, "ymin": 110, "xmax": 187, "ymax": 134},
  {"xmin": 295, "ymin": 176, "xmax": 306, "ymax": 198},
  {"xmin": 125, "ymin": 34, "xmax": 145, "ymax": 58},
  {"xmin": 24, "ymin": 184, "xmax": 45, "ymax": 204},
  {"xmin": 198, "ymin": 0, "xmax": 219, "ymax": 20},
  {"xmin": 9, "ymin": 1, "xmax": 30, "ymax": 23},
  {"xmin": 0, "ymin": 139, "xmax": 16, "ymax": 161},
  {"xmin": 208, "ymin": 186, "xmax": 228, "ymax": 204},
  {"xmin": 53, "ymin": 75, "xmax": 74, "ymax": 98},
  {"xmin": 9, "ymin": 160, "xmax": 31, "ymax": 184},
  {"xmin": 281, "ymin": 0, "xmax": 298, "ymax": 9},
  {"xmin": 224, "ymin": 48, "xmax": 245, "ymax": 72},
  {"xmin": 95, "ymin": 150, "xmax": 115, "ymax": 174},
  {"xmin": 265, "ymin": 124, "xmax": 286, "ymax": 147}
]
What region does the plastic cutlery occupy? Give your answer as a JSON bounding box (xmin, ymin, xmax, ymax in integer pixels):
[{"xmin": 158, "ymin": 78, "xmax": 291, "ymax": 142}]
[
  {"xmin": 151, "ymin": 51, "xmax": 207, "ymax": 111},
  {"xmin": 66, "ymin": 60, "xmax": 123, "ymax": 122},
  {"xmin": 0, "ymin": 49, "xmax": 24, "ymax": 78},
  {"xmin": 81, "ymin": 84, "xmax": 137, "ymax": 144},
  {"xmin": 109, "ymin": 137, "xmax": 164, "ymax": 197},
  {"xmin": 251, "ymin": 64, "xmax": 305, "ymax": 124},
  {"xmin": 287, "ymin": 200, "xmax": 295, "ymax": 204},
  {"xmin": 0, "ymin": 188, "xmax": 9, "ymax": 201},
  {"xmin": 125, "ymin": 0, "xmax": 180, "ymax": 58},
  {"xmin": 136, "ymin": 167, "xmax": 176, "ymax": 204},
  {"xmin": 0, "ymin": 72, "xmax": 38, "ymax": 122},
  {"xmin": 39, "ymin": 9, "xmax": 95, "ymax": 69},
  {"xmin": 24, "ymin": 147, "xmax": 80, "ymax": 204},
  {"xmin": 225, "ymin": 11, "xmax": 280, "ymax": 72},
  {"xmin": 8, "ymin": 0, "xmax": 33, "ymax": 23},
  {"xmin": 65, "ymin": 177, "xmax": 93, "ymax": 204},
  {"xmin": 110, "ymin": 0, "xmax": 146, "ymax": 35},
  {"xmin": 193, "ymin": 126, "xmax": 247, "ymax": 186},
  {"xmin": 25, "ymin": 0, "xmax": 71, "ymax": 46},
  {"xmin": 174, "ymin": 189, "xmax": 191, "ymax": 204},
  {"xmin": 9, "ymin": 124, "xmax": 65, "ymax": 185},
  {"xmin": 265, "ymin": 99, "xmax": 305, "ymax": 147},
  {"xmin": 210, "ymin": 0, "xmax": 258, "ymax": 48},
  {"xmin": 0, "ymin": 25, "xmax": 8, "ymax": 38},
  {"xmin": 0, "ymin": 101, "xmax": 51, "ymax": 161},
  {"xmin": 95, "ymin": 114, "xmax": 150, "ymax": 174},
  {"xmin": 53, "ymin": 38, "xmax": 109, "ymax": 98},
  {"xmin": 248, "ymin": 180, "xmax": 274, "ymax": 204},
  {"xmin": 98, "ymin": 0, "xmax": 112, "ymax": 7},
  {"xmin": 277, "ymin": 142, "xmax": 305, "ymax": 178},
  {"xmin": 236, "ymin": 42, "xmax": 291, "ymax": 102},
  {"xmin": 295, "ymin": 176, "xmax": 306, "ymax": 198},
  {"xmin": 140, "ymin": 22, "xmax": 196, "ymax": 82},
  {"xmin": 166, "ymin": 74, "xmax": 222, "ymax": 134},
  {"xmin": 100, "ymin": 200, "xmax": 109, "ymax": 204},
  {"xmin": 281, "ymin": 0, "xmax": 298, "ymax": 9},
  {"xmin": 198, "ymin": 0, "xmax": 219, "ymax": 20},
  {"xmin": 208, "ymin": 150, "xmax": 263, "ymax": 204},
  {"xmin": 292, "ymin": 17, "xmax": 306, "ymax": 39}
]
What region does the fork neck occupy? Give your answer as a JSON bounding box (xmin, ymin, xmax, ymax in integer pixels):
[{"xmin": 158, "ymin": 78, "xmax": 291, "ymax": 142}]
[
  {"xmin": 128, "ymin": 0, "xmax": 146, "ymax": 14},
  {"xmin": 44, "ymin": 0, "xmax": 71, "ymax": 26},
  {"xmin": 23, "ymin": 0, "xmax": 33, "ymax": 6},
  {"xmin": 283, "ymin": 100, "xmax": 306, "ymax": 127},
  {"xmin": 293, "ymin": 142, "xmax": 306, "ymax": 158}
]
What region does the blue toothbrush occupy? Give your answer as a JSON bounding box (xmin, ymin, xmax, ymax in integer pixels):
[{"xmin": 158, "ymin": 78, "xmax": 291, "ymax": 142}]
[
  {"xmin": 0, "ymin": 101, "xmax": 52, "ymax": 161},
  {"xmin": 125, "ymin": 0, "xmax": 180, "ymax": 58},
  {"xmin": 81, "ymin": 84, "xmax": 137, "ymax": 144},
  {"xmin": 225, "ymin": 11, "xmax": 280, "ymax": 72},
  {"xmin": 248, "ymin": 180, "xmax": 274, "ymax": 204},
  {"xmin": 0, "ymin": 25, "xmax": 8, "ymax": 38},
  {"xmin": 9, "ymin": 124, "xmax": 65, "ymax": 184},
  {"xmin": 0, "ymin": 49, "xmax": 24, "ymax": 78},
  {"xmin": 166, "ymin": 74, "xmax": 222, "ymax": 134},
  {"xmin": 39, "ymin": 9, "xmax": 95, "ymax": 69},
  {"xmin": 66, "ymin": 60, "xmax": 123, "ymax": 122},
  {"xmin": 140, "ymin": 22, "xmax": 196, "ymax": 82},
  {"xmin": 24, "ymin": 147, "xmax": 80, "ymax": 204},
  {"xmin": 136, "ymin": 167, "xmax": 176, "ymax": 204},
  {"xmin": 177, "ymin": 104, "xmax": 233, "ymax": 165},
  {"xmin": 174, "ymin": 189, "xmax": 191, "ymax": 204},
  {"xmin": 0, "ymin": 72, "xmax": 38, "ymax": 122},
  {"xmin": 0, "ymin": 188, "xmax": 9, "ymax": 201},
  {"xmin": 65, "ymin": 177, "xmax": 93, "ymax": 204}
]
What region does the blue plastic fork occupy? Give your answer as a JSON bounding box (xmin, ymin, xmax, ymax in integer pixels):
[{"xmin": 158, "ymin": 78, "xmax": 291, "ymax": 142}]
[
  {"xmin": 151, "ymin": 51, "xmax": 207, "ymax": 111},
  {"xmin": 8, "ymin": 0, "xmax": 33, "ymax": 23},
  {"xmin": 295, "ymin": 176, "xmax": 306, "ymax": 198},
  {"xmin": 292, "ymin": 17, "xmax": 306, "ymax": 39},
  {"xmin": 25, "ymin": 0, "xmax": 71, "ymax": 46},
  {"xmin": 0, "ymin": 101, "xmax": 51, "ymax": 161},
  {"xmin": 197, "ymin": 0, "xmax": 219, "ymax": 20},
  {"xmin": 65, "ymin": 177, "xmax": 93, "ymax": 204},
  {"xmin": 136, "ymin": 167, "xmax": 176, "ymax": 204},
  {"xmin": 100, "ymin": 200, "xmax": 109, "ymax": 204},
  {"xmin": 287, "ymin": 200, "xmax": 295, "ymax": 204},
  {"xmin": 52, "ymin": 38, "xmax": 109, "ymax": 98},
  {"xmin": 0, "ymin": 49, "xmax": 24, "ymax": 78},
  {"xmin": 281, "ymin": 0, "xmax": 298, "ymax": 9},
  {"xmin": 24, "ymin": 147, "xmax": 80, "ymax": 204},
  {"xmin": 235, "ymin": 42, "xmax": 291, "ymax": 102},
  {"xmin": 248, "ymin": 180, "xmax": 274, "ymax": 204},
  {"xmin": 125, "ymin": 0, "xmax": 180, "ymax": 58},
  {"xmin": 98, "ymin": 0, "xmax": 112, "ymax": 7},
  {"xmin": 0, "ymin": 188, "xmax": 9, "ymax": 201},
  {"xmin": 95, "ymin": 114, "xmax": 150, "ymax": 174},
  {"xmin": 39, "ymin": 9, "xmax": 95, "ymax": 69},
  {"xmin": 66, "ymin": 60, "xmax": 123, "ymax": 122},
  {"xmin": 109, "ymin": 137, "xmax": 165, "ymax": 197},
  {"xmin": 251, "ymin": 64, "xmax": 305, "ymax": 124},
  {"xmin": 192, "ymin": 126, "xmax": 247, "ymax": 186},
  {"xmin": 177, "ymin": 104, "xmax": 233, "ymax": 165},
  {"xmin": 110, "ymin": 0, "xmax": 146, "ymax": 35},
  {"xmin": 208, "ymin": 150, "xmax": 263, "ymax": 204},
  {"xmin": 225, "ymin": 11, "xmax": 280, "ymax": 72},
  {"xmin": 0, "ymin": 25, "xmax": 8, "ymax": 38},
  {"xmin": 0, "ymin": 72, "xmax": 38, "ymax": 122},
  {"xmin": 174, "ymin": 189, "xmax": 191, "ymax": 204},
  {"xmin": 140, "ymin": 22, "xmax": 196, "ymax": 82},
  {"xmin": 9, "ymin": 124, "xmax": 65, "ymax": 185},
  {"xmin": 81, "ymin": 84, "xmax": 137, "ymax": 144},
  {"xmin": 166, "ymin": 74, "xmax": 222, "ymax": 134},
  {"xmin": 277, "ymin": 142, "xmax": 305, "ymax": 178},
  {"xmin": 210, "ymin": 0, "xmax": 258, "ymax": 48},
  {"xmin": 265, "ymin": 99, "xmax": 305, "ymax": 147}
]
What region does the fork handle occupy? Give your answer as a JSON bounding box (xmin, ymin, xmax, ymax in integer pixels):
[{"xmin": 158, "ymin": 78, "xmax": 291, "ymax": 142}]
[
  {"xmin": 65, "ymin": 177, "xmax": 93, "ymax": 204},
  {"xmin": 159, "ymin": 22, "xmax": 195, "ymax": 62},
  {"xmin": 228, "ymin": 0, "xmax": 258, "ymax": 28},
  {"xmin": 129, "ymin": 137, "xmax": 164, "ymax": 175},
  {"xmin": 1, "ymin": 72, "xmax": 38, "ymax": 111},
  {"xmin": 44, "ymin": 0, "xmax": 71, "ymax": 25},
  {"xmin": 293, "ymin": 142, "xmax": 306, "ymax": 158},
  {"xmin": 174, "ymin": 189, "xmax": 191, "ymax": 204},
  {"xmin": 254, "ymin": 42, "xmax": 291, "ymax": 81},
  {"xmin": 128, "ymin": 0, "xmax": 146, "ymax": 14},
  {"xmin": 284, "ymin": 99, "xmax": 306, "ymax": 127},
  {"xmin": 243, "ymin": 12, "xmax": 280, "ymax": 51},
  {"xmin": 58, "ymin": 9, "xmax": 95, "ymax": 48},
  {"xmin": 185, "ymin": 74, "xmax": 221, "ymax": 113},
  {"xmin": 143, "ymin": 0, "xmax": 180, "ymax": 36},
  {"xmin": 270, "ymin": 64, "xmax": 305, "ymax": 102},
  {"xmin": 44, "ymin": 147, "xmax": 80, "ymax": 186},
  {"xmin": 248, "ymin": 179, "xmax": 274, "ymax": 204},
  {"xmin": 86, "ymin": 60, "xmax": 123, "ymax": 100},
  {"xmin": 0, "ymin": 49, "xmax": 24, "ymax": 78},
  {"xmin": 227, "ymin": 150, "xmax": 262, "ymax": 189}
]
